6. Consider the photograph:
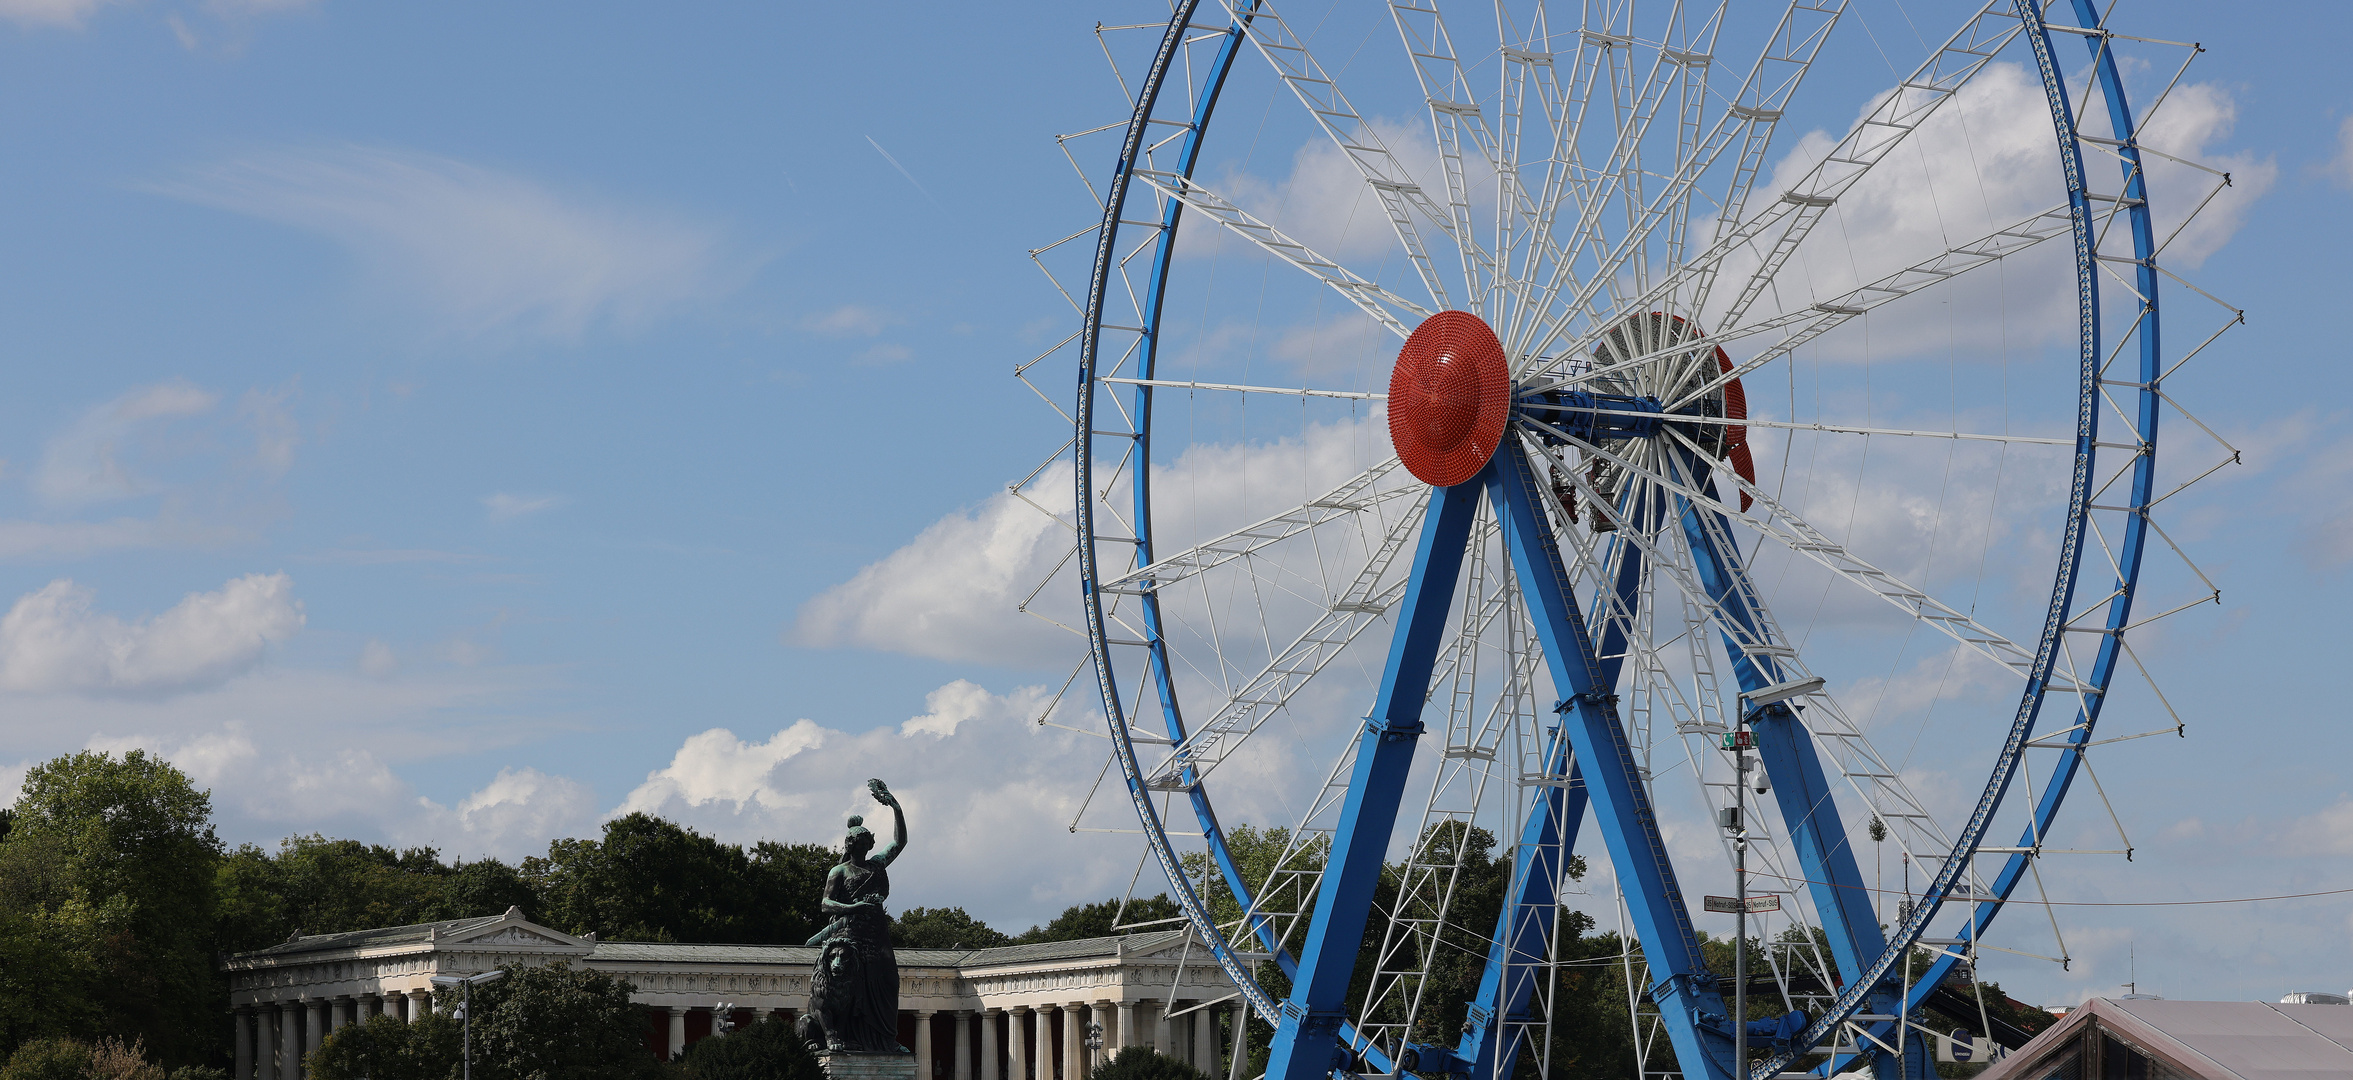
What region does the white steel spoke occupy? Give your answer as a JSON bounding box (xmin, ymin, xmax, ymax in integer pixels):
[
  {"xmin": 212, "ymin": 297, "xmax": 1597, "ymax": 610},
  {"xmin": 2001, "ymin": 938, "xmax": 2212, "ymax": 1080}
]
[
  {"xmin": 1100, "ymin": 458, "xmax": 1410, "ymax": 595},
  {"xmin": 1130, "ymin": 168, "xmax": 1431, "ymax": 338},
  {"xmin": 1548, "ymin": 423, "xmax": 2092, "ymax": 696},
  {"xmin": 1143, "ymin": 491, "xmax": 1429, "ymax": 790},
  {"xmin": 1675, "ymin": 203, "xmax": 2081, "ymax": 407},
  {"xmin": 1707, "ymin": 2, "xmax": 2027, "ymax": 327},
  {"xmin": 1229, "ymin": 0, "xmax": 1481, "ymax": 310},
  {"xmin": 1099, "ymin": 376, "xmax": 1388, "ymax": 401},
  {"xmin": 1542, "ymin": 405, "xmax": 2071, "ymax": 447}
]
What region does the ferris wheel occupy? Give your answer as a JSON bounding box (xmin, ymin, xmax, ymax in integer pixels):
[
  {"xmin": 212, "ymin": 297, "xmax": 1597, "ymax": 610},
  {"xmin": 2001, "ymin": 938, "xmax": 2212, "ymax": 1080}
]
[{"xmin": 1017, "ymin": 1, "xmax": 2241, "ymax": 1077}]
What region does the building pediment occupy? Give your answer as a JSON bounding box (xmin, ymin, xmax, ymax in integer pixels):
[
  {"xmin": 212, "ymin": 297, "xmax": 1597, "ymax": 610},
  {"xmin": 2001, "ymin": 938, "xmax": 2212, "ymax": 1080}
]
[{"xmin": 445, "ymin": 915, "xmax": 594, "ymax": 951}]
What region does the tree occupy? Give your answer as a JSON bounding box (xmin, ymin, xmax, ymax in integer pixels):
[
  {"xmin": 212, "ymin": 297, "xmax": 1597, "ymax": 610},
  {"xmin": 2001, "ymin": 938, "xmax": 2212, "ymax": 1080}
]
[
  {"xmin": 892, "ymin": 908, "xmax": 1012, "ymax": 950},
  {"xmin": 1017, "ymin": 895, "xmax": 1183, "ymax": 944},
  {"xmin": 309, "ymin": 1013, "xmax": 461, "ymax": 1080},
  {"xmin": 1090, "ymin": 1048, "xmax": 1208, "ymax": 1080},
  {"xmin": 678, "ymin": 1016, "xmax": 820, "ymax": 1080},
  {"xmin": 742, "ymin": 842, "xmax": 834, "ymax": 946},
  {"xmin": 442, "ymin": 860, "xmax": 538, "ymax": 925},
  {"xmin": 3, "ymin": 751, "xmax": 222, "ymax": 1065},
  {"xmin": 452, "ymin": 962, "xmax": 659, "ymax": 1080},
  {"xmin": 525, "ymin": 815, "xmax": 757, "ymax": 943}
]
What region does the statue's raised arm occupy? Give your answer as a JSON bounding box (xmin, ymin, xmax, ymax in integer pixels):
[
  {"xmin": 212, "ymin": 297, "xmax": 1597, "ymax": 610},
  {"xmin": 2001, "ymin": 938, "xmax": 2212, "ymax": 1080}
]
[{"xmin": 867, "ymin": 778, "xmax": 907, "ymax": 868}]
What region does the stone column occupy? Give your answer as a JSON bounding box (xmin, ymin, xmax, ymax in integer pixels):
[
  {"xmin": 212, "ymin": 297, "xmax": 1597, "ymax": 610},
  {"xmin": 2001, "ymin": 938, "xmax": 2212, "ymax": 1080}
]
[
  {"xmin": 1147, "ymin": 1000, "xmax": 1167, "ymax": 1053},
  {"xmin": 1036, "ymin": 1005, "xmax": 1056, "ymax": 1080},
  {"xmin": 1062, "ymin": 1004, "xmax": 1082, "ymax": 1080},
  {"xmin": 980, "ymin": 1010, "xmax": 1000, "ymax": 1080},
  {"xmin": 667, "ymin": 1007, "xmax": 689, "ymax": 1060},
  {"xmin": 1227, "ymin": 1004, "xmax": 1248, "ymax": 1080},
  {"xmin": 305, "ymin": 1000, "xmax": 326, "ymax": 1076},
  {"xmin": 1192, "ymin": 1004, "xmax": 1215, "ymax": 1070},
  {"xmin": 278, "ymin": 1003, "xmax": 301, "ymax": 1080},
  {"xmin": 954, "ymin": 1011, "xmax": 974, "ymax": 1080},
  {"xmin": 1090, "ymin": 1003, "xmax": 1111, "ymax": 1070},
  {"xmin": 409, "ymin": 990, "xmax": 431, "ymax": 1023},
  {"xmin": 1007, "ymin": 1008, "xmax": 1027, "ymax": 1080},
  {"xmin": 232, "ymin": 1008, "xmax": 253, "ymax": 1080},
  {"xmin": 1114, "ymin": 1001, "xmax": 1134, "ymax": 1053},
  {"xmin": 915, "ymin": 1010, "xmax": 936, "ymax": 1080}
]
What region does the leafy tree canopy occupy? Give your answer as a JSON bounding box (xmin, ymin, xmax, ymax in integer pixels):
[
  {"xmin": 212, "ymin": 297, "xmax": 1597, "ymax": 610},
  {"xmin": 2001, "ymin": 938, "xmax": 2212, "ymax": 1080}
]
[
  {"xmin": 678, "ymin": 1016, "xmax": 820, "ymax": 1080},
  {"xmin": 522, "ymin": 814, "xmax": 831, "ymax": 946},
  {"xmin": 2, "ymin": 752, "xmax": 222, "ymax": 1065},
  {"xmin": 446, "ymin": 962, "xmax": 660, "ymax": 1080},
  {"xmin": 309, "ymin": 1013, "xmax": 460, "ymax": 1080},
  {"xmin": 893, "ymin": 907, "xmax": 1012, "ymax": 950},
  {"xmin": 1017, "ymin": 894, "xmax": 1183, "ymax": 944}
]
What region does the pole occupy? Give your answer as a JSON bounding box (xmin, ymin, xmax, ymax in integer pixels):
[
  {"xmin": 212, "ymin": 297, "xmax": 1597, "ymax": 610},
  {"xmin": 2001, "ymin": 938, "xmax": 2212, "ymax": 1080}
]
[
  {"xmin": 1734, "ymin": 749, "xmax": 1747, "ymax": 1080},
  {"xmin": 464, "ymin": 982, "xmax": 472, "ymax": 1080}
]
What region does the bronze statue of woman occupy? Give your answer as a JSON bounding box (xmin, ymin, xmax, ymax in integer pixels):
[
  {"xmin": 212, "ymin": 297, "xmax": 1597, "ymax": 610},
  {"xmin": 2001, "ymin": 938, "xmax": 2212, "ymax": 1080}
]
[{"xmin": 802, "ymin": 778, "xmax": 906, "ymax": 1054}]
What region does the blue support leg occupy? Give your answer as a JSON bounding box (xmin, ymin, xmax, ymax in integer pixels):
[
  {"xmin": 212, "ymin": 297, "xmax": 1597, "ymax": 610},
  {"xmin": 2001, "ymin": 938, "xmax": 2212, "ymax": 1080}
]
[
  {"xmin": 1448, "ymin": 480, "xmax": 1660, "ymax": 1078},
  {"xmin": 1675, "ymin": 460, "xmax": 1930, "ymax": 1079},
  {"xmin": 1488, "ymin": 449, "xmax": 1737, "ymax": 1080},
  {"xmin": 1264, "ymin": 476, "xmax": 1484, "ymax": 1080}
]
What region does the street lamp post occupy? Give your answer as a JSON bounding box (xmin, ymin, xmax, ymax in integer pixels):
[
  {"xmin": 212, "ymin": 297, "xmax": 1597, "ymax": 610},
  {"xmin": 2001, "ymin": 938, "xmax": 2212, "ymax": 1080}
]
[
  {"xmin": 1083, "ymin": 1021, "xmax": 1103, "ymax": 1072},
  {"xmin": 429, "ymin": 970, "xmax": 509, "ymax": 1080}
]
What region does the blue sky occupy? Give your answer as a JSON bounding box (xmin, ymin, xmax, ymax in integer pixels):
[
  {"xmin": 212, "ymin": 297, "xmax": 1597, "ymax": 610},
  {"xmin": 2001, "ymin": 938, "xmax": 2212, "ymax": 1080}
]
[{"xmin": 0, "ymin": 0, "xmax": 2350, "ymax": 1013}]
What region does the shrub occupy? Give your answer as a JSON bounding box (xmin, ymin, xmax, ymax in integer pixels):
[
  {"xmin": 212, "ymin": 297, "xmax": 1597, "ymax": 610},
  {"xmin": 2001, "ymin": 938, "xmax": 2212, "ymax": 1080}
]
[
  {"xmin": 679, "ymin": 1016, "xmax": 821, "ymax": 1080},
  {"xmin": 309, "ymin": 1013, "xmax": 461, "ymax": 1080},
  {"xmin": 86, "ymin": 1038, "xmax": 166, "ymax": 1080},
  {"xmin": 0, "ymin": 1038, "xmax": 90, "ymax": 1080},
  {"xmin": 1090, "ymin": 1047, "xmax": 1210, "ymax": 1080}
]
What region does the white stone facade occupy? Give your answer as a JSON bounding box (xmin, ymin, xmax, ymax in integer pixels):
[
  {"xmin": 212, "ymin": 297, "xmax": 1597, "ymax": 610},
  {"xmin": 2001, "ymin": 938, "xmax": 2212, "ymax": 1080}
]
[{"xmin": 220, "ymin": 910, "xmax": 1247, "ymax": 1080}]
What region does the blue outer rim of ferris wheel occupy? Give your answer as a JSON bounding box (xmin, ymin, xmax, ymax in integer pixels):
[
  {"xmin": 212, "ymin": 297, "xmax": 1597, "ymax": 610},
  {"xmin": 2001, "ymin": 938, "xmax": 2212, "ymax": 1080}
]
[{"xmin": 1064, "ymin": 0, "xmax": 2167, "ymax": 1076}]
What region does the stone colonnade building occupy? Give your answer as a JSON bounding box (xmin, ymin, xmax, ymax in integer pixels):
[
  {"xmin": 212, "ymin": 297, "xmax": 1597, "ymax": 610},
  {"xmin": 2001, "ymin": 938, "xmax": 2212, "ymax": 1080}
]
[{"xmin": 221, "ymin": 910, "xmax": 1248, "ymax": 1080}]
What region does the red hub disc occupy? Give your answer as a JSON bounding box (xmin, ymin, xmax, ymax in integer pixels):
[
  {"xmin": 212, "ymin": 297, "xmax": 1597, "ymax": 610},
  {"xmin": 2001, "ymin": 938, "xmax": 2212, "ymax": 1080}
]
[{"xmin": 1388, "ymin": 310, "xmax": 1511, "ymax": 487}]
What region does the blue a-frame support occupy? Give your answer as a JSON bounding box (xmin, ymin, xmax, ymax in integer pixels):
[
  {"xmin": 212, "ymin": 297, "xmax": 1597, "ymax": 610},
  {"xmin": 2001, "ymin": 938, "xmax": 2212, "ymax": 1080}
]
[{"xmin": 1264, "ymin": 450, "xmax": 1743, "ymax": 1080}]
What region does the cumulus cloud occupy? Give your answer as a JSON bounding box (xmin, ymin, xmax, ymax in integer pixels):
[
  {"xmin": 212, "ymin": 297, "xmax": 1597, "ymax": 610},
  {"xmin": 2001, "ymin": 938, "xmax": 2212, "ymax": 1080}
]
[
  {"xmin": 0, "ymin": 572, "xmax": 304, "ymax": 696},
  {"xmin": 794, "ymin": 412, "xmax": 1396, "ymax": 666},
  {"xmin": 149, "ymin": 145, "xmax": 734, "ymax": 339},
  {"xmin": 618, "ymin": 720, "xmax": 830, "ymax": 815},
  {"xmin": 419, "ymin": 766, "xmax": 599, "ymax": 857},
  {"xmin": 616, "ymin": 679, "xmax": 1147, "ymax": 925},
  {"xmin": 1703, "ymin": 63, "xmax": 2265, "ymax": 360}
]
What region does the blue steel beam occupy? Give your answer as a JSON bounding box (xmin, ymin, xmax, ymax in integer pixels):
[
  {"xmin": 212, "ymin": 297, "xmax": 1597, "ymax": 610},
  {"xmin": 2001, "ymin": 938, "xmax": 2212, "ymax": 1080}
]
[
  {"xmin": 1264, "ymin": 477, "xmax": 1483, "ymax": 1080},
  {"xmin": 1448, "ymin": 465, "xmax": 1659, "ymax": 1077},
  {"xmin": 1488, "ymin": 447, "xmax": 1737, "ymax": 1080},
  {"xmin": 1674, "ymin": 452, "xmax": 1926, "ymax": 1079}
]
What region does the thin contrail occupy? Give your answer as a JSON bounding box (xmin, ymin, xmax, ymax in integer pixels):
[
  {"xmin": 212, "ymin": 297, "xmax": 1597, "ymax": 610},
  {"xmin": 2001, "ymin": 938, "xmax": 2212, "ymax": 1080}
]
[{"xmin": 865, "ymin": 136, "xmax": 943, "ymax": 209}]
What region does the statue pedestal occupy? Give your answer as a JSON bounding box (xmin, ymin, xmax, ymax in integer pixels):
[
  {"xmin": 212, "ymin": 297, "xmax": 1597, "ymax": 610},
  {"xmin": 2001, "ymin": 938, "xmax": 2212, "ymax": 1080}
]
[{"xmin": 815, "ymin": 1053, "xmax": 917, "ymax": 1080}]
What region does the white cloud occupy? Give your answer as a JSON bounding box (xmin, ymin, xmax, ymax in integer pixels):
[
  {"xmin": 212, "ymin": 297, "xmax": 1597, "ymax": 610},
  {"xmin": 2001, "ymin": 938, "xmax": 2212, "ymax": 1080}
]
[
  {"xmin": 0, "ymin": 0, "xmax": 122, "ymax": 28},
  {"xmin": 150, "ymin": 145, "xmax": 732, "ymax": 339},
  {"xmin": 482, "ymin": 492, "xmax": 564, "ymax": 521},
  {"xmin": 618, "ymin": 720, "xmax": 829, "ymax": 815},
  {"xmin": 422, "ymin": 766, "xmax": 599, "ymax": 857},
  {"xmin": 0, "ymin": 572, "xmax": 304, "ymax": 696},
  {"xmin": 802, "ymin": 305, "xmax": 890, "ymax": 337},
  {"xmin": 1704, "ymin": 64, "xmax": 2266, "ymax": 359},
  {"xmin": 794, "ymin": 412, "xmax": 1395, "ymax": 666},
  {"xmin": 359, "ymin": 639, "xmax": 398, "ymax": 678},
  {"xmin": 35, "ymin": 381, "xmax": 220, "ymax": 505},
  {"xmin": 617, "ymin": 679, "xmax": 1146, "ymax": 927}
]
